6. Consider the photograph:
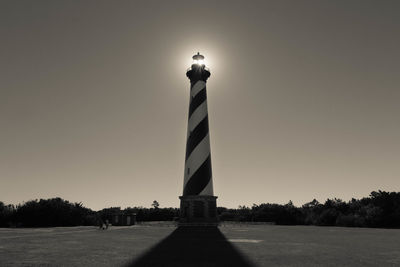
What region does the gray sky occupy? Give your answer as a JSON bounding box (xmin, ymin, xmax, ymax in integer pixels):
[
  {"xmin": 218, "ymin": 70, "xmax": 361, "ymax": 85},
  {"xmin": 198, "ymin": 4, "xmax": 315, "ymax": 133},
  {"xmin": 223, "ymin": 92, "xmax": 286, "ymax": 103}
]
[{"xmin": 1, "ymin": 0, "xmax": 399, "ymax": 210}]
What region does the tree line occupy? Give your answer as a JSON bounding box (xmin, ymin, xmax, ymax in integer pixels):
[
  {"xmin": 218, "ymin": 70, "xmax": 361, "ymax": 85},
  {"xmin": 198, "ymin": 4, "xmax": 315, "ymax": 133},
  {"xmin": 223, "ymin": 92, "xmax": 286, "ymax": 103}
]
[
  {"xmin": 0, "ymin": 198, "xmax": 179, "ymax": 227},
  {"xmin": 1, "ymin": 191, "xmax": 399, "ymax": 228},
  {"xmin": 219, "ymin": 190, "xmax": 400, "ymax": 228}
]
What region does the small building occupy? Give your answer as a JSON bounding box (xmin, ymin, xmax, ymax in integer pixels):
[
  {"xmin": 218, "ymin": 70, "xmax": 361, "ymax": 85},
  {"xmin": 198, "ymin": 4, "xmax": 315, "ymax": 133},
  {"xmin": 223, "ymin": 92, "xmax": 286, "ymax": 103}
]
[{"xmin": 109, "ymin": 213, "xmax": 136, "ymax": 226}]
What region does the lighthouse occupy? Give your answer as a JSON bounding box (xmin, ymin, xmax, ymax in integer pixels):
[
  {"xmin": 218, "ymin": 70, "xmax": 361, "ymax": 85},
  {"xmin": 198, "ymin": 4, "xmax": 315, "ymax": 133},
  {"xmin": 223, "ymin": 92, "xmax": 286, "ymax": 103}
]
[{"xmin": 179, "ymin": 53, "xmax": 218, "ymax": 226}]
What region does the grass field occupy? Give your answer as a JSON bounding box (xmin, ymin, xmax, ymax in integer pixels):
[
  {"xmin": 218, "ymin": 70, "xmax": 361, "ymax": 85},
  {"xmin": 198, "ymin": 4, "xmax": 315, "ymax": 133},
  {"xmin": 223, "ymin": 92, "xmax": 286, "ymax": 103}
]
[{"xmin": 1, "ymin": 223, "xmax": 399, "ymax": 266}]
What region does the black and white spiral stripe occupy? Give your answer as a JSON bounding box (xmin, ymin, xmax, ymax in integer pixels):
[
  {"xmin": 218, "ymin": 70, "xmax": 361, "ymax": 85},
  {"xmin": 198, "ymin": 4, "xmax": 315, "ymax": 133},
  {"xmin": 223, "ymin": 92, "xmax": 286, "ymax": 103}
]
[{"xmin": 183, "ymin": 80, "xmax": 213, "ymax": 196}]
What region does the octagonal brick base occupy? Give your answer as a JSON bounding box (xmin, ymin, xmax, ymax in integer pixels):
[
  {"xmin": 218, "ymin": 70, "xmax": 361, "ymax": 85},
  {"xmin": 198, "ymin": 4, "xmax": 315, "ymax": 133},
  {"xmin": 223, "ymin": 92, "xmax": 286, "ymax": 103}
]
[{"xmin": 179, "ymin": 195, "xmax": 218, "ymax": 227}]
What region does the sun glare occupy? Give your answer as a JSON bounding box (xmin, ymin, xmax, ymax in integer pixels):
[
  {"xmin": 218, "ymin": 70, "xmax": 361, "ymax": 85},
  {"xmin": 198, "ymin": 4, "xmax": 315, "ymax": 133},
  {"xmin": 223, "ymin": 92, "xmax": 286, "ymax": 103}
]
[{"xmin": 194, "ymin": 59, "xmax": 205, "ymax": 65}]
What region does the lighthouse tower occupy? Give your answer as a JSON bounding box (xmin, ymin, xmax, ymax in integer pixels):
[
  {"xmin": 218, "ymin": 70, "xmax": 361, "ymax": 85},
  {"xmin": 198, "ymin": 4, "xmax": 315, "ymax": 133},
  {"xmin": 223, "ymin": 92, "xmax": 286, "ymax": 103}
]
[{"xmin": 179, "ymin": 53, "xmax": 218, "ymax": 226}]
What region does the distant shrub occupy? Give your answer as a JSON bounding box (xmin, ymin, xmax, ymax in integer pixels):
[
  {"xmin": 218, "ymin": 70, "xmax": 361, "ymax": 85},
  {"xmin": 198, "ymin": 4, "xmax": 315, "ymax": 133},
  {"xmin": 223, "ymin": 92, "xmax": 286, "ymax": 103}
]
[
  {"xmin": 0, "ymin": 202, "xmax": 16, "ymax": 227},
  {"xmin": 13, "ymin": 198, "xmax": 96, "ymax": 227}
]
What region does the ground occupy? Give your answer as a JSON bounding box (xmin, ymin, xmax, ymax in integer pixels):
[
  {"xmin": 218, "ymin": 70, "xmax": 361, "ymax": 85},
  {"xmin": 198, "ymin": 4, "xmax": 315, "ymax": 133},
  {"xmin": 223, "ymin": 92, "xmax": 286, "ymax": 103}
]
[{"xmin": 1, "ymin": 223, "xmax": 400, "ymax": 266}]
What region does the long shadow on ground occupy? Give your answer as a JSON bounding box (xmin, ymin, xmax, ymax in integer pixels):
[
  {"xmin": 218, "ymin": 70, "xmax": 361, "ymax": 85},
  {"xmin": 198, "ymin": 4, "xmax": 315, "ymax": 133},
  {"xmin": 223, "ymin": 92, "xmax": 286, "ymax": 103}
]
[{"xmin": 126, "ymin": 227, "xmax": 255, "ymax": 267}]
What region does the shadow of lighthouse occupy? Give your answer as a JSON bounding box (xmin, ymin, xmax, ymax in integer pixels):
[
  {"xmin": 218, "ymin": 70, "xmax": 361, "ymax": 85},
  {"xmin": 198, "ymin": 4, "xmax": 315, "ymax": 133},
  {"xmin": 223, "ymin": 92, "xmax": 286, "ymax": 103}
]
[{"xmin": 126, "ymin": 227, "xmax": 255, "ymax": 267}]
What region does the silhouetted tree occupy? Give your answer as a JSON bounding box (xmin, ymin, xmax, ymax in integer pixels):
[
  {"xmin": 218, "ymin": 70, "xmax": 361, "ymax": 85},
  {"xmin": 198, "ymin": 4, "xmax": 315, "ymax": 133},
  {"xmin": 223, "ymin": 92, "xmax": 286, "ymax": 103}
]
[
  {"xmin": 0, "ymin": 202, "xmax": 16, "ymax": 227},
  {"xmin": 13, "ymin": 198, "xmax": 96, "ymax": 227},
  {"xmin": 151, "ymin": 200, "xmax": 160, "ymax": 209}
]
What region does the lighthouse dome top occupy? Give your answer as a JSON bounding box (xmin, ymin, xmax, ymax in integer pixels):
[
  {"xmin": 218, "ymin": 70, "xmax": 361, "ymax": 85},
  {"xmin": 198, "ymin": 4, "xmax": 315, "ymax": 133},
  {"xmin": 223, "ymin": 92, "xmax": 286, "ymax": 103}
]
[
  {"xmin": 192, "ymin": 52, "xmax": 205, "ymax": 66},
  {"xmin": 192, "ymin": 52, "xmax": 204, "ymax": 60}
]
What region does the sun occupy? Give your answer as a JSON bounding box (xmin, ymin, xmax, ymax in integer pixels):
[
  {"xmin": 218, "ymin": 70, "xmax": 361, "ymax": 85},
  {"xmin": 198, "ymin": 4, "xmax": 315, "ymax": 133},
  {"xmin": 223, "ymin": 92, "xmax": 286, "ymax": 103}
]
[{"xmin": 193, "ymin": 59, "xmax": 205, "ymax": 65}]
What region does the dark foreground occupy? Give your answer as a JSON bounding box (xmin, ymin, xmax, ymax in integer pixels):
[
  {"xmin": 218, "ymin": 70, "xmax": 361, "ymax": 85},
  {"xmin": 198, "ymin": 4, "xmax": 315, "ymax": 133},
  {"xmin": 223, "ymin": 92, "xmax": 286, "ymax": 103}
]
[{"xmin": 1, "ymin": 223, "xmax": 399, "ymax": 266}]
